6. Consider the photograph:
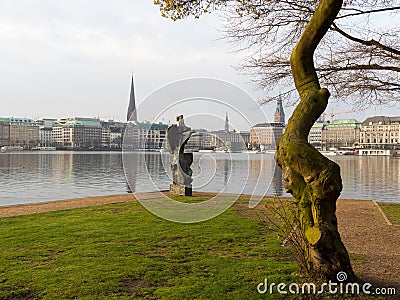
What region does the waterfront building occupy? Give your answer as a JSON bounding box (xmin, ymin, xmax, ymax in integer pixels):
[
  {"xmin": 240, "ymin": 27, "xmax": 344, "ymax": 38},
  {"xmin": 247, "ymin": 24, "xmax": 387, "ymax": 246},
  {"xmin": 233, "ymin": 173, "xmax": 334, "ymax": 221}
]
[
  {"xmin": 39, "ymin": 127, "xmax": 53, "ymax": 147},
  {"xmin": 321, "ymin": 119, "xmax": 360, "ymax": 150},
  {"xmin": 110, "ymin": 126, "xmax": 124, "ymax": 149},
  {"xmin": 249, "ymin": 98, "xmax": 286, "ymax": 150},
  {"xmin": 8, "ymin": 118, "xmax": 39, "ymax": 148},
  {"xmin": 144, "ymin": 122, "xmax": 168, "ymax": 149},
  {"xmin": 238, "ymin": 131, "xmax": 250, "ymax": 149},
  {"xmin": 99, "ymin": 120, "xmax": 127, "ymax": 149},
  {"xmin": 52, "ymin": 119, "xmax": 67, "ymax": 148},
  {"xmin": 110, "ymin": 121, "xmax": 126, "ymax": 149},
  {"xmin": 210, "ymin": 130, "xmax": 245, "ymax": 151},
  {"xmin": 206, "ymin": 113, "xmax": 246, "ymax": 151},
  {"xmin": 124, "ymin": 121, "xmax": 168, "ymax": 150},
  {"xmin": 38, "ymin": 119, "xmax": 56, "ymax": 147},
  {"xmin": 186, "ymin": 129, "xmax": 213, "ymax": 151},
  {"xmin": 36, "ymin": 119, "xmax": 57, "ymax": 128},
  {"xmin": 359, "ymin": 116, "xmax": 400, "ymax": 150},
  {"xmin": 308, "ymin": 123, "xmax": 325, "ymax": 149},
  {"xmin": 250, "ymin": 123, "xmax": 285, "ymax": 150},
  {"xmin": 0, "ymin": 118, "xmax": 10, "ymax": 147},
  {"xmin": 53, "ymin": 117, "xmax": 102, "ymax": 150},
  {"xmin": 101, "ymin": 123, "xmax": 111, "ymax": 148}
]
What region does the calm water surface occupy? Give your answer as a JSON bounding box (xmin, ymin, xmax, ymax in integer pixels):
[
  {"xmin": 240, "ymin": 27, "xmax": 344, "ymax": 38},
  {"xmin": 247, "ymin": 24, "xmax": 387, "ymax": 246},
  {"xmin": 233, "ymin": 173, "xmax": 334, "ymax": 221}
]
[{"xmin": 0, "ymin": 151, "xmax": 399, "ymax": 206}]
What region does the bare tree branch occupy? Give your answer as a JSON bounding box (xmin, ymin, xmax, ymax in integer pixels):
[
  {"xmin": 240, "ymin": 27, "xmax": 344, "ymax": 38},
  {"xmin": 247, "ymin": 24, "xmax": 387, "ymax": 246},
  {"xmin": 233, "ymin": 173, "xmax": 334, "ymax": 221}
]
[
  {"xmin": 331, "ymin": 23, "xmax": 400, "ymax": 56},
  {"xmin": 337, "ymin": 5, "xmax": 400, "ymax": 18},
  {"xmin": 318, "ymin": 64, "xmax": 400, "ymax": 72}
]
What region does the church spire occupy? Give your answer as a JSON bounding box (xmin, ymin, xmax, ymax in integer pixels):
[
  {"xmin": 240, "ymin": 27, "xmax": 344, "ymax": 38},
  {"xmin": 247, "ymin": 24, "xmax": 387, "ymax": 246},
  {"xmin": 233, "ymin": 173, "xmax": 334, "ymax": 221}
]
[
  {"xmin": 225, "ymin": 112, "xmax": 229, "ymax": 132},
  {"xmin": 274, "ymin": 97, "xmax": 285, "ymax": 124},
  {"xmin": 127, "ymin": 74, "xmax": 137, "ymax": 122}
]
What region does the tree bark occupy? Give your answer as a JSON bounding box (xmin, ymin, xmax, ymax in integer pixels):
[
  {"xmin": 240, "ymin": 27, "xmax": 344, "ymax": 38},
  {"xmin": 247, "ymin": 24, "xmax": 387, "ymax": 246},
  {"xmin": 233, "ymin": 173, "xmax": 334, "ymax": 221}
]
[{"xmin": 276, "ymin": 0, "xmax": 354, "ymax": 280}]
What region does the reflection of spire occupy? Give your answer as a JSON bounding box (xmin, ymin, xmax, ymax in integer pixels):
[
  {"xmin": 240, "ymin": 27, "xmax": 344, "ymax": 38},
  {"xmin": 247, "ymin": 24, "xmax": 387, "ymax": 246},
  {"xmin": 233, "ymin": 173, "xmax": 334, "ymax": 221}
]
[
  {"xmin": 223, "ymin": 159, "xmax": 229, "ymax": 187},
  {"xmin": 127, "ymin": 74, "xmax": 137, "ymax": 122},
  {"xmin": 274, "ymin": 97, "xmax": 285, "ymax": 124},
  {"xmin": 225, "ymin": 112, "xmax": 229, "ymax": 132},
  {"xmin": 125, "ymin": 152, "xmax": 139, "ymax": 193}
]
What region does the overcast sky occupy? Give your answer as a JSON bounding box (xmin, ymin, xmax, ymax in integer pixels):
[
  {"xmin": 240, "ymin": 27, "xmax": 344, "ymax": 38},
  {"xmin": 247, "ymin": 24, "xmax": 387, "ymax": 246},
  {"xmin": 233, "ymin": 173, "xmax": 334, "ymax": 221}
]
[{"xmin": 0, "ymin": 1, "xmax": 398, "ymax": 130}]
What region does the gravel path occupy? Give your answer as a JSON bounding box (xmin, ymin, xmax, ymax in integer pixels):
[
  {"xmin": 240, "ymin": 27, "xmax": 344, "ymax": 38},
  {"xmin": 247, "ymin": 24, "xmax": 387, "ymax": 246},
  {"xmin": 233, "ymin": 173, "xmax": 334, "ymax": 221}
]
[
  {"xmin": 0, "ymin": 194, "xmax": 399, "ymax": 293},
  {"xmin": 337, "ymin": 199, "xmax": 400, "ymax": 292}
]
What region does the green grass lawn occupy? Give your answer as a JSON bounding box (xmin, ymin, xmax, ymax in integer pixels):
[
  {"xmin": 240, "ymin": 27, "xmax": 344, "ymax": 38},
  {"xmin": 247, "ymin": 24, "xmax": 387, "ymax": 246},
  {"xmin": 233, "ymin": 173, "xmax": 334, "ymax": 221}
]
[
  {"xmin": 0, "ymin": 198, "xmax": 299, "ymax": 299},
  {"xmin": 378, "ymin": 202, "xmax": 400, "ymax": 225}
]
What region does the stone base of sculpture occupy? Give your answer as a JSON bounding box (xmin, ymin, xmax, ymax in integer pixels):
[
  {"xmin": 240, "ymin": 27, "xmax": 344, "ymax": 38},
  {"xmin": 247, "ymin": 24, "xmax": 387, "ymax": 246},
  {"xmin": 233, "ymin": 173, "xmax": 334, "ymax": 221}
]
[
  {"xmin": 169, "ymin": 184, "xmax": 192, "ymax": 196},
  {"xmin": 169, "ymin": 152, "xmax": 193, "ymax": 196}
]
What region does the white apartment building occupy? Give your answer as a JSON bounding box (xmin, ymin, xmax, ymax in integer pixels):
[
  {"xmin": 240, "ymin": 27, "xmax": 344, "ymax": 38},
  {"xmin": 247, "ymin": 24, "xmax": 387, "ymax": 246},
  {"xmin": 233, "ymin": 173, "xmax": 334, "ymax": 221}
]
[
  {"xmin": 360, "ymin": 116, "xmax": 400, "ymax": 149},
  {"xmin": 250, "ymin": 123, "xmax": 285, "ymax": 150}
]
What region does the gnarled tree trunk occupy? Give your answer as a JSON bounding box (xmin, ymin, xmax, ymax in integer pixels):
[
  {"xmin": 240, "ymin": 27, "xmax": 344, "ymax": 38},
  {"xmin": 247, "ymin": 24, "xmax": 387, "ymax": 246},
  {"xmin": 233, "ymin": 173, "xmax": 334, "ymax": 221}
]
[{"xmin": 276, "ymin": 0, "xmax": 354, "ymax": 280}]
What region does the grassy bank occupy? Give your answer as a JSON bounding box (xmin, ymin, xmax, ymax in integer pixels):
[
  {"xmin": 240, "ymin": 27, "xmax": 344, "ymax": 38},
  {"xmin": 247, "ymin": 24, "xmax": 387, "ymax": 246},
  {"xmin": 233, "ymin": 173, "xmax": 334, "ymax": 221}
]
[
  {"xmin": 0, "ymin": 197, "xmax": 298, "ymax": 299},
  {"xmin": 378, "ymin": 202, "xmax": 400, "ymax": 225}
]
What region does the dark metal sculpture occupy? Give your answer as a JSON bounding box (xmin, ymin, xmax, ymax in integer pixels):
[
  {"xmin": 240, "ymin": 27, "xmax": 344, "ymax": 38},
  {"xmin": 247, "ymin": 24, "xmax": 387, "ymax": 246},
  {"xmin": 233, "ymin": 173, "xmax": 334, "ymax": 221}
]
[{"xmin": 167, "ymin": 115, "xmax": 194, "ymax": 196}]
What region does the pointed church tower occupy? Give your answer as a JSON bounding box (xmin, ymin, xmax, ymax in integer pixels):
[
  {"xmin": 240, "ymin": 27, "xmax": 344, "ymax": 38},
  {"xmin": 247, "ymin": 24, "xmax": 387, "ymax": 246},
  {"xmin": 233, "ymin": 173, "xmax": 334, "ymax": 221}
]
[
  {"xmin": 274, "ymin": 97, "xmax": 285, "ymax": 124},
  {"xmin": 127, "ymin": 75, "xmax": 137, "ymax": 122},
  {"xmin": 225, "ymin": 112, "xmax": 229, "ymax": 132}
]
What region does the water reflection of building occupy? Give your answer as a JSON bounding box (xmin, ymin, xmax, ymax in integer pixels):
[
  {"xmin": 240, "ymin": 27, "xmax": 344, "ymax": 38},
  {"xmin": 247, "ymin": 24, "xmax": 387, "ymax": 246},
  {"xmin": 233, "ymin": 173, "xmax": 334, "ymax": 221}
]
[
  {"xmin": 124, "ymin": 152, "xmax": 140, "ymax": 193},
  {"xmin": 0, "ymin": 154, "xmax": 35, "ymax": 174},
  {"xmin": 126, "ymin": 152, "xmax": 166, "ymax": 193},
  {"xmin": 326, "ymin": 156, "xmax": 400, "ymax": 200},
  {"xmin": 223, "ymin": 158, "xmax": 229, "ymax": 187},
  {"xmin": 249, "ymin": 158, "xmax": 284, "ymax": 196},
  {"xmin": 145, "ymin": 152, "xmax": 163, "ymax": 176},
  {"xmin": 51, "ymin": 152, "xmax": 74, "ymax": 182},
  {"xmin": 270, "ymin": 167, "xmax": 284, "ymax": 196}
]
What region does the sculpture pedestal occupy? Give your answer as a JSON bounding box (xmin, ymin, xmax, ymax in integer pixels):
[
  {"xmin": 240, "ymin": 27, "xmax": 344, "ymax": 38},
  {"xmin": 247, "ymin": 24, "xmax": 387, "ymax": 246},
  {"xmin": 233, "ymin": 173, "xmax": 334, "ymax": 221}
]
[
  {"xmin": 170, "ymin": 152, "xmax": 193, "ymax": 196},
  {"xmin": 169, "ymin": 184, "xmax": 192, "ymax": 196}
]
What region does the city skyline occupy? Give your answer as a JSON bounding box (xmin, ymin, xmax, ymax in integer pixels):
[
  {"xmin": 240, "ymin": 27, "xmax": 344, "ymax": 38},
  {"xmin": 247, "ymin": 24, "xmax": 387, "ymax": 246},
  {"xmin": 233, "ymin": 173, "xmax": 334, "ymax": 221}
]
[{"xmin": 0, "ymin": 1, "xmax": 399, "ymax": 126}]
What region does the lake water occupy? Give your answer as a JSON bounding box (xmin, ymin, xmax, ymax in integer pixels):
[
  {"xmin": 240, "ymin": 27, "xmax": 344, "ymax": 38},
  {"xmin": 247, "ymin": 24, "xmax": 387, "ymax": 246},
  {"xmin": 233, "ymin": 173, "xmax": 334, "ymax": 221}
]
[{"xmin": 0, "ymin": 151, "xmax": 399, "ymax": 206}]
